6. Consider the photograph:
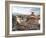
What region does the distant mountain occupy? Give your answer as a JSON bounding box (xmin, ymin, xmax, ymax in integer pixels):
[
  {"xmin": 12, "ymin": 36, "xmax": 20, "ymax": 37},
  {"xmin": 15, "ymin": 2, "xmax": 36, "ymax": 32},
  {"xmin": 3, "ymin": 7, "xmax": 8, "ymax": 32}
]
[
  {"xmin": 12, "ymin": 12, "xmax": 40, "ymax": 16},
  {"xmin": 12, "ymin": 12, "xmax": 30, "ymax": 16}
]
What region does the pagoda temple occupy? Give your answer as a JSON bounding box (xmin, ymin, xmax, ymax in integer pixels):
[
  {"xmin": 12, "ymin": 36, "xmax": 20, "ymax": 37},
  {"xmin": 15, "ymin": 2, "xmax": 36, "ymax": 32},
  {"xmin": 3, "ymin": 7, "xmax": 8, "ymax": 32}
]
[{"xmin": 13, "ymin": 12, "xmax": 40, "ymax": 31}]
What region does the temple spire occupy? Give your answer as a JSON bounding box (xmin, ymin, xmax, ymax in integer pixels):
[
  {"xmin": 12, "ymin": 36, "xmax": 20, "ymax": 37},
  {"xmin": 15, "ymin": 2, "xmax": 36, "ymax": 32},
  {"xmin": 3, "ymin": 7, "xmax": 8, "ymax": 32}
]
[{"xmin": 31, "ymin": 12, "xmax": 35, "ymax": 16}]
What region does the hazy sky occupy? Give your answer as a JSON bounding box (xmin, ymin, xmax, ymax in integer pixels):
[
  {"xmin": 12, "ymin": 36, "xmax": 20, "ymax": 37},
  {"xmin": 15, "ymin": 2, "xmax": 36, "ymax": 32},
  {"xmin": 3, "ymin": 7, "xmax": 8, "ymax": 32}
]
[{"xmin": 12, "ymin": 6, "xmax": 40, "ymax": 16}]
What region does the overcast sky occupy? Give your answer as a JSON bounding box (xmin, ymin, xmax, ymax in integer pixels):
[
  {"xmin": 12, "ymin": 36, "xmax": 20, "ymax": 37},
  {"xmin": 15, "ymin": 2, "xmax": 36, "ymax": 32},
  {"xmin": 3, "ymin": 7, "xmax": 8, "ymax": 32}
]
[{"xmin": 12, "ymin": 6, "xmax": 40, "ymax": 16}]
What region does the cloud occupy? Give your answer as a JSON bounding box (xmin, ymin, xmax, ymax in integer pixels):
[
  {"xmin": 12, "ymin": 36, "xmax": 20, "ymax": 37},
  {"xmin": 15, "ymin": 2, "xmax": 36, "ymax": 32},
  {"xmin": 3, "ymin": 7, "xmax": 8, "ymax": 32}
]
[{"xmin": 12, "ymin": 6, "xmax": 40, "ymax": 15}]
